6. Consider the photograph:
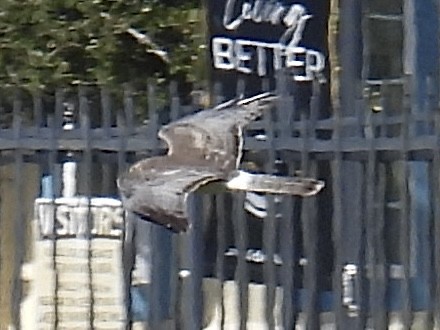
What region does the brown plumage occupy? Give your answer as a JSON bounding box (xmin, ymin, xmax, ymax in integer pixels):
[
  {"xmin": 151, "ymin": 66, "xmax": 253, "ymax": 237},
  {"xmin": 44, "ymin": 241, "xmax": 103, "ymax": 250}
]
[{"xmin": 117, "ymin": 93, "xmax": 324, "ymax": 232}]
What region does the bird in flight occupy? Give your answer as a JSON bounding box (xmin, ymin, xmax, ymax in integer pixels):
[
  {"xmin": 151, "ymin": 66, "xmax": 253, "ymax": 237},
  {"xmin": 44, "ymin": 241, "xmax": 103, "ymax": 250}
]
[{"xmin": 117, "ymin": 93, "xmax": 324, "ymax": 232}]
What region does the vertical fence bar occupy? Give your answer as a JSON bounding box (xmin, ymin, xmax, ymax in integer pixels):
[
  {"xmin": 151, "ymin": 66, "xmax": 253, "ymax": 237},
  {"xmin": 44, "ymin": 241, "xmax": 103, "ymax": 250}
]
[
  {"xmin": 148, "ymin": 81, "xmax": 160, "ymax": 155},
  {"xmin": 148, "ymin": 81, "xmax": 175, "ymax": 329},
  {"xmin": 436, "ymin": 3, "xmax": 440, "ymax": 324},
  {"xmin": 124, "ymin": 84, "xmax": 135, "ymax": 135},
  {"xmin": 360, "ymin": 0, "xmax": 370, "ymax": 94},
  {"xmin": 355, "ymin": 95, "xmax": 368, "ymax": 330},
  {"xmin": 101, "ymin": 88, "xmax": 112, "ymax": 138},
  {"xmin": 116, "ymin": 97, "xmax": 131, "ymax": 328},
  {"xmin": 116, "ymin": 106, "xmax": 128, "ymax": 174},
  {"xmin": 55, "ymin": 89, "xmax": 65, "ymax": 136},
  {"xmin": 79, "ymin": 86, "xmax": 95, "ymax": 328},
  {"xmin": 45, "ymin": 113, "xmax": 59, "ymax": 330},
  {"xmin": 399, "ymin": 77, "xmax": 412, "ymax": 329},
  {"xmin": 280, "ymin": 189, "xmax": 296, "ymax": 329},
  {"xmin": 275, "ymin": 71, "xmax": 296, "ymax": 329},
  {"xmin": 332, "ymin": 97, "xmax": 345, "ymax": 328},
  {"xmin": 262, "ymin": 77, "xmax": 277, "ymax": 330},
  {"xmin": 215, "ymin": 192, "xmax": 227, "ymax": 328},
  {"xmin": 233, "ymin": 192, "xmax": 249, "ymax": 329},
  {"xmin": 432, "ymin": 78, "xmax": 440, "ymax": 329},
  {"xmin": 301, "ymin": 162, "xmax": 319, "ymax": 330},
  {"xmin": 338, "ymin": 0, "xmax": 365, "ymax": 326},
  {"xmin": 122, "ymin": 212, "xmax": 136, "ymax": 330},
  {"xmin": 11, "ymin": 90, "xmax": 25, "ymax": 329},
  {"xmin": 423, "ymin": 76, "xmax": 437, "ymax": 329},
  {"xmin": 233, "ymin": 78, "xmax": 249, "ymax": 329},
  {"xmin": 149, "ymin": 224, "xmax": 170, "ymax": 329},
  {"xmin": 170, "ymin": 227, "xmax": 180, "ymax": 330},
  {"xmin": 33, "ymin": 90, "xmax": 43, "ymax": 132},
  {"xmin": 300, "ymin": 80, "xmax": 319, "ymax": 330},
  {"xmin": 277, "ymin": 83, "xmax": 293, "ymax": 141},
  {"xmin": 178, "ymin": 194, "xmax": 204, "ymax": 330},
  {"xmin": 146, "ymin": 81, "xmax": 159, "ymax": 328},
  {"xmin": 169, "ymin": 231, "xmax": 179, "ymax": 330},
  {"xmin": 365, "ymin": 96, "xmax": 387, "ymax": 329},
  {"xmin": 51, "ymin": 89, "xmax": 64, "ymax": 328},
  {"xmin": 123, "ymin": 84, "xmax": 135, "ymax": 169},
  {"xmin": 149, "ymin": 219, "xmax": 163, "ymax": 322},
  {"xmin": 263, "ymin": 195, "xmax": 277, "ymax": 330},
  {"xmin": 100, "ymin": 88, "xmax": 113, "ymax": 194},
  {"xmin": 376, "ymin": 162, "xmax": 388, "ymax": 329},
  {"xmin": 147, "ymin": 81, "xmax": 168, "ymax": 329}
]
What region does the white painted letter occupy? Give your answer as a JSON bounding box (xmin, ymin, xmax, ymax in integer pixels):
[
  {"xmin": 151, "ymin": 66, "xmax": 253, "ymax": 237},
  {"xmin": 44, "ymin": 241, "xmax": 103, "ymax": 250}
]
[
  {"xmin": 56, "ymin": 205, "xmax": 70, "ymax": 235},
  {"xmin": 286, "ymin": 47, "xmax": 310, "ymax": 81},
  {"xmin": 212, "ymin": 37, "xmax": 235, "ymax": 70},
  {"xmin": 287, "ymin": 14, "xmax": 312, "ymax": 47},
  {"xmin": 234, "ymin": 40, "xmax": 252, "ymax": 74},
  {"xmin": 286, "ymin": 46, "xmax": 306, "ymax": 68},
  {"xmin": 305, "ymin": 49, "xmax": 325, "ymax": 80},
  {"xmin": 38, "ymin": 204, "xmax": 55, "ymax": 236},
  {"xmin": 273, "ymin": 46, "xmax": 284, "ymax": 71},
  {"xmin": 283, "ymin": 4, "xmax": 306, "ymax": 28},
  {"xmin": 223, "ymin": 0, "xmax": 246, "ymax": 30},
  {"xmin": 256, "ymin": 45, "xmax": 267, "ymax": 76}
]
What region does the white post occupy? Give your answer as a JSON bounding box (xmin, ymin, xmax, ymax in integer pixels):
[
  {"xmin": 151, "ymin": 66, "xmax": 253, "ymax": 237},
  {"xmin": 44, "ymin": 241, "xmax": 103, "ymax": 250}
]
[
  {"xmin": 62, "ymin": 161, "xmax": 77, "ymax": 198},
  {"xmin": 62, "ymin": 105, "xmax": 76, "ymax": 198}
]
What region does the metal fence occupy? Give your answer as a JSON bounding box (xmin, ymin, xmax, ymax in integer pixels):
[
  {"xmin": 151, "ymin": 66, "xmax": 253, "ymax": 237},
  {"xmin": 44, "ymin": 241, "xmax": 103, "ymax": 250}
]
[{"xmin": 0, "ymin": 71, "xmax": 440, "ymax": 329}]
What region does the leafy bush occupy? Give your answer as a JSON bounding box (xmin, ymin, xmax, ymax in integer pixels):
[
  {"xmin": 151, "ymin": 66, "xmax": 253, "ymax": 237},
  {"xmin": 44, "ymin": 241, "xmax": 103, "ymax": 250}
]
[{"xmin": 0, "ymin": 0, "xmax": 206, "ymax": 91}]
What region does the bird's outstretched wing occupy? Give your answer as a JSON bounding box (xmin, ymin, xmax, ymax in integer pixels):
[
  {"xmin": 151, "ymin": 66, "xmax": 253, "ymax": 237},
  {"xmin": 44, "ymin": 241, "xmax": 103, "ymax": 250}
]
[
  {"xmin": 158, "ymin": 92, "xmax": 277, "ymax": 172},
  {"xmin": 117, "ymin": 160, "xmax": 222, "ymax": 232}
]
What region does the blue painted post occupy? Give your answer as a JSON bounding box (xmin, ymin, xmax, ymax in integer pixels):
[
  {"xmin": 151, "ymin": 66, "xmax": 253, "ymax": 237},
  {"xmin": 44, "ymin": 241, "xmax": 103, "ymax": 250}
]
[{"xmin": 41, "ymin": 175, "xmax": 54, "ymax": 198}]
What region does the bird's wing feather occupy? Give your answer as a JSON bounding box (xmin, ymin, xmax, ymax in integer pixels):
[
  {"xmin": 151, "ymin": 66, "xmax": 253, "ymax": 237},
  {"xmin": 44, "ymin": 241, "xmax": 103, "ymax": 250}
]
[
  {"xmin": 117, "ymin": 163, "xmax": 222, "ymax": 232},
  {"xmin": 226, "ymin": 170, "xmax": 325, "ymax": 196},
  {"xmin": 158, "ymin": 92, "xmax": 277, "ymax": 171}
]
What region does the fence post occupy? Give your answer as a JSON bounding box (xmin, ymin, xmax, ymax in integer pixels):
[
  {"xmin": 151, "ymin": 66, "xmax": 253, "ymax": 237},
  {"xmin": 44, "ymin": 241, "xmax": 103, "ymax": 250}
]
[{"xmin": 335, "ymin": 1, "xmax": 365, "ymax": 328}]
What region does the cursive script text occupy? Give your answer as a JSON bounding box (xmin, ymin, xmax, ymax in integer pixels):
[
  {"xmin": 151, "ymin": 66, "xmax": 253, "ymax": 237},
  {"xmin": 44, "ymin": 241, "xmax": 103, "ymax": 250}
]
[{"xmin": 223, "ymin": 0, "xmax": 312, "ymax": 47}]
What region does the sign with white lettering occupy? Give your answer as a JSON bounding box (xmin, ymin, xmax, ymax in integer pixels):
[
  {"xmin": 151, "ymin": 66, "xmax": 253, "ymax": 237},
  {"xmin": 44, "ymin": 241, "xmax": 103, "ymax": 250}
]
[
  {"xmin": 206, "ymin": 0, "xmax": 329, "ymax": 97},
  {"xmin": 21, "ymin": 197, "xmax": 126, "ymax": 330}
]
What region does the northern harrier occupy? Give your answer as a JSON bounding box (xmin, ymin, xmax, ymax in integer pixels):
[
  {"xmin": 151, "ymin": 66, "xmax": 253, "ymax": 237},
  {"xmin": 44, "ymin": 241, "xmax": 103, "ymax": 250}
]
[{"xmin": 117, "ymin": 93, "xmax": 324, "ymax": 232}]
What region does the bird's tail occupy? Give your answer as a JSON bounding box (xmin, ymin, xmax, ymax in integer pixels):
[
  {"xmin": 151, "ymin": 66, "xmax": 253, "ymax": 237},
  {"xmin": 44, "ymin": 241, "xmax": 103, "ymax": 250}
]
[{"xmin": 226, "ymin": 170, "xmax": 324, "ymax": 197}]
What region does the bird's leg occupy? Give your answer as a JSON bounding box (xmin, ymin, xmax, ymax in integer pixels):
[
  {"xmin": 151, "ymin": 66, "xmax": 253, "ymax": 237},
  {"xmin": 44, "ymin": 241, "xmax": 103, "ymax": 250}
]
[{"xmin": 226, "ymin": 170, "xmax": 324, "ymax": 197}]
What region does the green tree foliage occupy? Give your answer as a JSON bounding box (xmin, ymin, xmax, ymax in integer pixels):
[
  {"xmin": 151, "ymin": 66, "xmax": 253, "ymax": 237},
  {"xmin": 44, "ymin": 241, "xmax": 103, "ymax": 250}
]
[{"xmin": 0, "ymin": 0, "xmax": 206, "ymax": 91}]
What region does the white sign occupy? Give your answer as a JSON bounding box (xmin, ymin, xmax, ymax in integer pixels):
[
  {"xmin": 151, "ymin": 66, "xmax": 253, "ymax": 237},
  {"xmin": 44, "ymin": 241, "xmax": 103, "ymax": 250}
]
[
  {"xmin": 35, "ymin": 197, "xmax": 124, "ymax": 238},
  {"xmin": 212, "ymin": 0, "xmax": 325, "ymax": 81},
  {"xmin": 21, "ymin": 197, "xmax": 127, "ymax": 330}
]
